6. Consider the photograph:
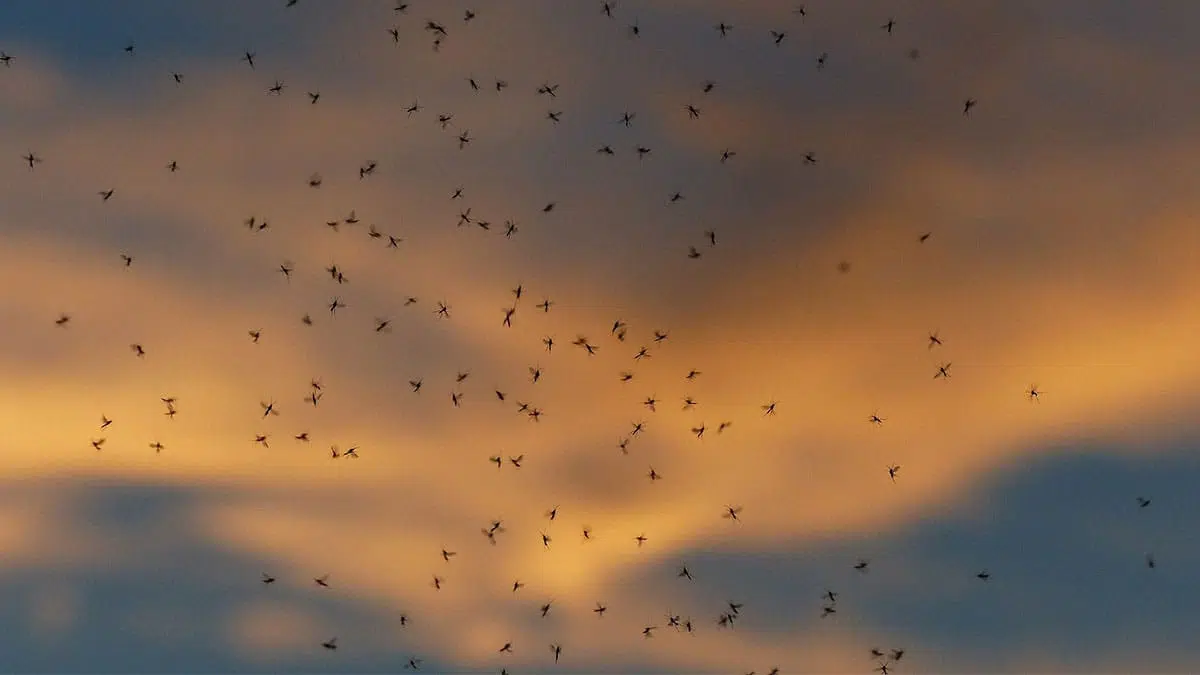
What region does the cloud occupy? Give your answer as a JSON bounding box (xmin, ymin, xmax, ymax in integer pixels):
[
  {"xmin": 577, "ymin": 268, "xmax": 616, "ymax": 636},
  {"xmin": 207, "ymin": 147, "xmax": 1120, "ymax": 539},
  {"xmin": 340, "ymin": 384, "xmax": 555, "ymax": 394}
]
[{"xmin": 1, "ymin": 0, "xmax": 1198, "ymax": 672}]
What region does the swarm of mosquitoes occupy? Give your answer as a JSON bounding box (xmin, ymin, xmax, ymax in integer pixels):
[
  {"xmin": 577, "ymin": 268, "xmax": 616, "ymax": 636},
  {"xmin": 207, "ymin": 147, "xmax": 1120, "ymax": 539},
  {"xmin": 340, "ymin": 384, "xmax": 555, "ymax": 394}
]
[{"xmin": 12, "ymin": 1, "xmax": 1158, "ymax": 673}]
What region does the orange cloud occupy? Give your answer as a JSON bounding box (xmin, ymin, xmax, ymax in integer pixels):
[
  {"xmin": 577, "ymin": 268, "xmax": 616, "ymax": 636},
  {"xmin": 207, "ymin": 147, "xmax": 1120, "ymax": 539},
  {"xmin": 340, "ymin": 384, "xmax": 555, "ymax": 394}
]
[{"xmin": 1, "ymin": 1, "xmax": 1198, "ymax": 672}]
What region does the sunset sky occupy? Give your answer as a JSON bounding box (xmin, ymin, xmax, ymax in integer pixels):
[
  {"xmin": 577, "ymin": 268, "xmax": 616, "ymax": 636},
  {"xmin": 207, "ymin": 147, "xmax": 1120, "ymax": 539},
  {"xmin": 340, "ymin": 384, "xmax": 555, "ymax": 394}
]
[{"xmin": 1, "ymin": 1, "xmax": 1199, "ymax": 673}]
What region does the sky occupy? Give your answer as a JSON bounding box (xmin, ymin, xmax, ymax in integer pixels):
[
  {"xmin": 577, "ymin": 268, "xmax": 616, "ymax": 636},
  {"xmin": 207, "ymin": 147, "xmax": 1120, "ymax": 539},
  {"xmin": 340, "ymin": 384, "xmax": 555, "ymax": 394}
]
[{"xmin": 1, "ymin": 0, "xmax": 1199, "ymax": 673}]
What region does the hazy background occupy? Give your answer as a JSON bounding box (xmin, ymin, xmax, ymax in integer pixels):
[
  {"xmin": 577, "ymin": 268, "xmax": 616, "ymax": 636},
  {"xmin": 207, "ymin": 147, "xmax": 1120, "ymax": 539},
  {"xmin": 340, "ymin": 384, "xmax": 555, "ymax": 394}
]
[{"xmin": 1, "ymin": 0, "xmax": 1198, "ymax": 672}]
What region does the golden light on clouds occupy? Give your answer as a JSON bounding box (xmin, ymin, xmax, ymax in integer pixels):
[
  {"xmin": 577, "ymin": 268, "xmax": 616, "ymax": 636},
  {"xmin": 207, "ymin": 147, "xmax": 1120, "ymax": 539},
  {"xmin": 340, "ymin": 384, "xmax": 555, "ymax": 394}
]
[{"xmin": 1, "ymin": 0, "xmax": 1199, "ymax": 673}]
